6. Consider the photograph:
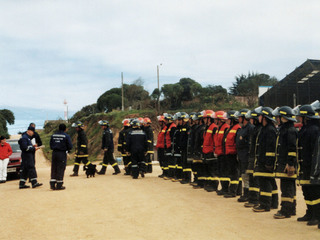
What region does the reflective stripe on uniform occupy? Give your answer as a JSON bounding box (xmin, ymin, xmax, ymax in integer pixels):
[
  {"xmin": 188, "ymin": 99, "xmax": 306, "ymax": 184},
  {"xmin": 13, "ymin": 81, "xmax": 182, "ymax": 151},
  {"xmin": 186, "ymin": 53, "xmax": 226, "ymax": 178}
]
[
  {"xmin": 230, "ymin": 180, "xmax": 239, "ymax": 185},
  {"xmin": 272, "ymin": 190, "xmax": 278, "ymax": 194},
  {"xmin": 275, "ymin": 172, "xmax": 297, "ymax": 178},
  {"xmin": 147, "ymin": 151, "xmax": 154, "ymax": 154},
  {"xmin": 102, "ymin": 164, "xmax": 108, "ymax": 167},
  {"xmin": 112, "ymin": 162, "xmax": 118, "ymax": 167},
  {"xmin": 220, "ymin": 177, "xmax": 230, "ymax": 182},
  {"xmin": 249, "ymin": 187, "xmax": 260, "ymax": 192},
  {"xmin": 193, "ymin": 160, "xmax": 203, "ymax": 163},
  {"xmin": 74, "ymin": 162, "xmax": 80, "ymax": 165},
  {"xmin": 299, "ymin": 180, "xmax": 310, "ymax": 185},
  {"xmin": 281, "ymin": 197, "xmax": 294, "ymax": 203},
  {"xmin": 305, "ymin": 198, "xmax": 320, "ymax": 206},
  {"xmin": 266, "ymin": 152, "xmax": 275, "ymax": 157},
  {"xmin": 80, "ymin": 145, "xmax": 87, "ymax": 148},
  {"xmin": 288, "ymin": 152, "xmax": 297, "ymax": 157},
  {"xmin": 260, "ymin": 191, "xmax": 272, "ymax": 197},
  {"xmin": 253, "ymin": 172, "xmax": 275, "ymax": 177},
  {"xmin": 183, "ymin": 168, "xmax": 192, "ymax": 172}
]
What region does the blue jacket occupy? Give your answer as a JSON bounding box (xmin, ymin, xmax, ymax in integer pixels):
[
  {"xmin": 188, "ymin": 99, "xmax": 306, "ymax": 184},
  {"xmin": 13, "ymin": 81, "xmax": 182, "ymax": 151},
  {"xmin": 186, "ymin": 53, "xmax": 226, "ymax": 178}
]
[
  {"xmin": 50, "ymin": 131, "xmax": 73, "ymax": 152},
  {"xmin": 19, "ymin": 133, "xmax": 35, "ymax": 162}
]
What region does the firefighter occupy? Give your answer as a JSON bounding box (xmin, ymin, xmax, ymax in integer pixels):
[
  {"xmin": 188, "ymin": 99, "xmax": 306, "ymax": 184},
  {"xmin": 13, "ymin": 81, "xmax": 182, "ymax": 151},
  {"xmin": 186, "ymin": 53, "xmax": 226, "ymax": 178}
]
[
  {"xmin": 297, "ymin": 104, "xmax": 320, "ymax": 226},
  {"xmin": 273, "ymin": 106, "xmax": 298, "ymax": 219},
  {"xmin": 97, "ymin": 120, "xmax": 121, "ymax": 175},
  {"xmin": 236, "ymin": 109, "xmax": 254, "ymax": 202},
  {"xmin": 156, "ymin": 115, "xmax": 166, "ymax": 178},
  {"xmin": 171, "ymin": 112, "xmax": 182, "ymax": 181},
  {"xmin": 118, "ymin": 119, "xmax": 131, "ymax": 175},
  {"xmin": 192, "ymin": 112, "xmax": 207, "ymax": 189},
  {"xmin": 187, "ymin": 112, "xmax": 199, "ymax": 186},
  {"xmin": 253, "ymin": 107, "xmax": 278, "ymax": 212},
  {"xmin": 224, "ymin": 110, "xmax": 242, "ymax": 198},
  {"xmin": 126, "ymin": 119, "xmax": 148, "ymax": 179},
  {"xmin": 50, "ymin": 123, "xmax": 73, "ymax": 190},
  {"xmin": 163, "ymin": 113, "xmax": 176, "ymax": 180},
  {"xmin": 179, "ymin": 112, "xmax": 191, "ymax": 184},
  {"xmin": 244, "ymin": 107, "xmax": 263, "ymax": 208},
  {"xmin": 143, "ymin": 117, "xmax": 154, "ymax": 174},
  {"xmin": 18, "ymin": 127, "xmax": 42, "ymax": 189},
  {"xmin": 214, "ymin": 111, "xmax": 230, "ymax": 195},
  {"xmin": 202, "ymin": 110, "xmax": 219, "ymax": 192},
  {"xmin": 70, "ymin": 121, "xmax": 90, "ymax": 176}
]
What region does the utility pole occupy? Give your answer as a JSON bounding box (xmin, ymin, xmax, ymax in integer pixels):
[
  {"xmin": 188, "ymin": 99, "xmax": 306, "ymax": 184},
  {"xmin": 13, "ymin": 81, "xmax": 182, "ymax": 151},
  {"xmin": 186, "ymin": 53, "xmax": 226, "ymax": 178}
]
[{"xmin": 121, "ymin": 72, "xmax": 124, "ymax": 111}]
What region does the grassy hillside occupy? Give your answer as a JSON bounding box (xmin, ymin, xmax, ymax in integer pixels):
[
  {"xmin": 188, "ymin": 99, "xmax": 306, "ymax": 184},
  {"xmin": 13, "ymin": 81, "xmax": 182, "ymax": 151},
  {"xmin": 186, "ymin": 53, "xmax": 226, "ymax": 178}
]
[{"xmin": 40, "ymin": 110, "xmax": 161, "ymax": 165}]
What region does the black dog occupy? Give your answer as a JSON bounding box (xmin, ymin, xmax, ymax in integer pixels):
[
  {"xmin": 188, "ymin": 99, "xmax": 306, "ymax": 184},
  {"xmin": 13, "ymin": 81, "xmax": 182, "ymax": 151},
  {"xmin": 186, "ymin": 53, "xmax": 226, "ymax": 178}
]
[{"xmin": 84, "ymin": 164, "xmax": 96, "ymax": 178}]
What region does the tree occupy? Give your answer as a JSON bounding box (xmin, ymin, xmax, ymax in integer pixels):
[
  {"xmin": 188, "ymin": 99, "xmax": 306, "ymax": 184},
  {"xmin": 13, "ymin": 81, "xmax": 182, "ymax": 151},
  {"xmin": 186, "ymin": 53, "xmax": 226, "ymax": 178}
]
[
  {"xmin": 179, "ymin": 78, "xmax": 202, "ymax": 101},
  {"xmin": 200, "ymin": 85, "xmax": 229, "ymax": 105},
  {"xmin": 71, "ymin": 103, "xmax": 98, "ymax": 120},
  {"xmin": 0, "ymin": 109, "xmax": 15, "ymax": 138},
  {"xmin": 161, "ymin": 83, "xmax": 184, "ymax": 109}
]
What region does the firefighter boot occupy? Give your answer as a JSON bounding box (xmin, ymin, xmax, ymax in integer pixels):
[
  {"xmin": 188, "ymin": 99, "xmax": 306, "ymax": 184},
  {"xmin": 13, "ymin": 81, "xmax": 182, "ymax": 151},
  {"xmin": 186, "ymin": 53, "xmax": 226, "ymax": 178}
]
[
  {"xmin": 19, "ymin": 180, "xmax": 30, "ymax": 189},
  {"xmin": 113, "ymin": 165, "xmax": 121, "ymax": 175},
  {"xmin": 237, "ymin": 181, "xmax": 242, "ymax": 196},
  {"xmin": 97, "ymin": 166, "xmax": 106, "ymax": 175},
  {"xmin": 224, "ymin": 184, "xmax": 237, "ymax": 198},
  {"xmin": 50, "ymin": 181, "xmax": 56, "ymax": 190},
  {"xmin": 297, "ymin": 206, "xmax": 312, "ymax": 222},
  {"xmin": 238, "ymin": 188, "xmax": 249, "ymax": 202},
  {"xmin": 70, "ymin": 165, "xmax": 79, "ymax": 176},
  {"xmin": 307, "ymin": 205, "xmax": 320, "ymax": 226},
  {"xmin": 56, "ymin": 182, "xmax": 66, "ymax": 190}
]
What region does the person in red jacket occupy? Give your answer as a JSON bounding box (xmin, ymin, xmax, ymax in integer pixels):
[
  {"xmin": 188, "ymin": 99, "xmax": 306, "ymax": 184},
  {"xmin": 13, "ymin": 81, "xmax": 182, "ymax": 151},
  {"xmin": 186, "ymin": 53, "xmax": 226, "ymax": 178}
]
[
  {"xmin": 156, "ymin": 115, "xmax": 166, "ymax": 178},
  {"xmin": 223, "ymin": 111, "xmax": 242, "ymax": 198},
  {"xmin": 0, "ymin": 136, "xmax": 13, "ymax": 183},
  {"xmin": 214, "ymin": 111, "xmax": 230, "ymax": 195}
]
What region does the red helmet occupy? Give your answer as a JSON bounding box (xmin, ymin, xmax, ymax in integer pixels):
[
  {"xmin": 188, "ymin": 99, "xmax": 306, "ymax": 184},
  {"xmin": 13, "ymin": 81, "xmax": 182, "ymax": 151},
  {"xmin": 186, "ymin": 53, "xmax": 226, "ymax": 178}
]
[
  {"xmin": 202, "ymin": 110, "xmax": 216, "ymax": 118},
  {"xmin": 138, "ymin": 117, "xmax": 144, "ymax": 124},
  {"xmin": 215, "ymin": 111, "xmax": 227, "ymax": 120},
  {"xmin": 157, "ymin": 115, "xmax": 165, "ymax": 122},
  {"xmin": 122, "ymin": 119, "xmax": 130, "ymax": 127},
  {"xmin": 144, "ymin": 117, "xmax": 151, "ymax": 124}
]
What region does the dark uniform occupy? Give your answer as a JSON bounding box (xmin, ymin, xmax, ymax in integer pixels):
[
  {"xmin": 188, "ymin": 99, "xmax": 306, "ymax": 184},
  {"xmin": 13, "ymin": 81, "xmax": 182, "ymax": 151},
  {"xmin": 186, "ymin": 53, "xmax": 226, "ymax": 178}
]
[
  {"xmin": 126, "ymin": 126, "xmax": 148, "ymax": 179},
  {"xmin": 144, "ymin": 125, "xmax": 154, "ymax": 173},
  {"xmin": 50, "ymin": 130, "xmax": 73, "ymax": 190},
  {"xmin": 274, "ymin": 119, "xmax": 298, "ymax": 218},
  {"xmin": 99, "ymin": 127, "xmax": 121, "ymax": 175},
  {"xmin": 71, "ymin": 128, "xmax": 90, "ymax": 175},
  {"xmin": 253, "ymin": 116, "xmax": 278, "ymax": 212},
  {"xmin": 171, "ymin": 122, "xmax": 182, "ymax": 180},
  {"xmin": 179, "ymin": 120, "xmax": 191, "ymax": 184},
  {"xmin": 193, "ymin": 118, "xmax": 206, "ymax": 188},
  {"xmin": 19, "ymin": 132, "xmax": 41, "ymax": 188},
  {"xmin": 118, "ymin": 126, "xmax": 131, "ymax": 175},
  {"xmin": 297, "ymin": 113, "xmax": 320, "ymax": 225},
  {"xmin": 187, "ymin": 115, "xmax": 198, "ymax": 185}
]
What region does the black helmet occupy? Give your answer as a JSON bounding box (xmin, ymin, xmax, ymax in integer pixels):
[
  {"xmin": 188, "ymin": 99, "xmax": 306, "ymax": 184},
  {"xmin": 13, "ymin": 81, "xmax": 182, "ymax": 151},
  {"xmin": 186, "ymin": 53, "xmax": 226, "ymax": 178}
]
[
  {"xmin": 131, "ymin": 119, "xmax": 140, "ymax": 128},
  {"xmin": 257, "ymin": 107, "xmax": 276, "ymax": 122},
  {"xmin": 278, "ymin": 106, "xmax": 297, "ymax": 122},
  {"xmin": 163, "ymin": 113, "xmax": 173, "ymax": 121},
  {"xmin": 189, "ymin": 112, "xmax": 196, "ymax": 119},
  {"xmin": 236, "ymin": 109, "xmax": 249, "ymax": 118},
  {"xmin": 292, "ymin": 105, "xmax": 301, "ymax": 115},
  {"xmin": 298, "ymin": 104, "xmax": 320, "ymax": 119},
  {"xmin": 71, "ymin": 121, "xmax": 83, "ymax": 128},
  {"xmin": 244, "ymin": 110, "xmax": 252, "ymax": 119},
  {"xmin": 227, "ymin": 110, "xmax": 238, "ymax": 120},
  {"xmin": 192, "ymin": 112, "xmax": 203, "ymax": 121},
  {"xmin": 173, "ymin": 112, "xmax": 181, "ymax": 121},
  {"xmin": 180, "ymin": 112, "xmax": 190, "ymax": 121},
  {"xmin": 250, "ymin": 106, "xmax": 262, "ymax": 120},
  {"xmin": 311, "ymin": 100, "xmax": 320, "ymax": 112},
  {"xmin": 272, "ymin": 107, "xmax": 280, "ymax": 117},
  {"xmin": 98, "ymin": 120, "xmax": 109, "ymax": 126}
]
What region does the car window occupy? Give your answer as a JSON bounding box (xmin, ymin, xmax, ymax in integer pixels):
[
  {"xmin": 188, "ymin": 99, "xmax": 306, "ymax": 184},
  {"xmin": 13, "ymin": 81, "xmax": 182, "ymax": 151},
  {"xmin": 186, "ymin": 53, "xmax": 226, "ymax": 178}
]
[{"xmin": 8, "ymin": 142, "xmax": 21, "ymax": 153}]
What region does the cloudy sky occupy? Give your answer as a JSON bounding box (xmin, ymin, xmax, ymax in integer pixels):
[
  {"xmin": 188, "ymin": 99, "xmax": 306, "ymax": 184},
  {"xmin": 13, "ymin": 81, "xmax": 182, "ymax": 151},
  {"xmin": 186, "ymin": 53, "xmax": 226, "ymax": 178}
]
[{"xmin": 1, "ymin": 0, "xmax": 319, "ymax": 113}]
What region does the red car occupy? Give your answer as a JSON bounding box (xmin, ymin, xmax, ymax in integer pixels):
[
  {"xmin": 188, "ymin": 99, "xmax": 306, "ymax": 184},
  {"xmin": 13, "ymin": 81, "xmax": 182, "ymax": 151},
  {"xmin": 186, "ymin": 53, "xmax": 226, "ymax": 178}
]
[{"xmin": 7, "ymin": 140, "xmax": 22, "ymax": 176}]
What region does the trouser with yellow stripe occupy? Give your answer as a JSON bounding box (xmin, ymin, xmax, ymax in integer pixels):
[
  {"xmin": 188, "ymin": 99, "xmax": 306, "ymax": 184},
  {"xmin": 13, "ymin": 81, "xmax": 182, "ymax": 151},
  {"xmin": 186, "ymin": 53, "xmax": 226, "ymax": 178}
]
[
  {"xmin": 182, "ymin": 151, "xmax": 192, "ymax": 182},
  {"xmin": 203, "ymin": 154, "xmax": 219, "ymax": 190},
  {"xmin": 219, "ymin": 155, "xmax": 229, "ymax": 193},
  {"xmin": 173, "ymin": 153, "xmax": 182, "ymax": 180},
  {"xmin": 279, "ymin": 178, "xmax": 296, "ymax": 216},
  {"xmin": 192, "ymin": 159, "xmax": 202, "ymax": 184},
  {"xmin": 157, "ymin": 148, "xmax": 165, "ymax": 175},
  {"xmin": 123, "ymin": 155, "xmax": 131, "ymax": 174},
  {"xmin": 257, "ymin": 176, "xmax": 278, "ymax": 210},
  {"xmin": 302, "ymin": 185, "xmax": 320, "ymax": 221},
  {"xmin": 163, "ymin": 148, "xmax": 172, "ymax": 177},
  {"xmin": 131, "ymin": 151, "xmax": 146, "ymax": 178},
  {"xmin": 99, "ymin": 150, "xmax": 120, "ymax": 174},
  {"xmin": 248, "ymin": 174, "xmax": 259, "ymax": 204},
  {"xmin": 226, "ymin": 154, "xmax": 239, "ymax": 195},
  {"xmin": 73, "ymin": 156, "xmax": 89, "ymax": 174},
  {"xmin": 145, "ymin": 153, "xmax": 153, "ymax": 173}
]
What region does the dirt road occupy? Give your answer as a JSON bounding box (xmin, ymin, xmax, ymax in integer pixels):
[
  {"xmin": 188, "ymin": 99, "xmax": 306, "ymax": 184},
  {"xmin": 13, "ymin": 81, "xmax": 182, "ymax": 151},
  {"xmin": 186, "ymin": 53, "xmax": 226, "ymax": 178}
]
[{"xmin": 1, "ymin": 150, "xmax": 319, "ymax": 240}]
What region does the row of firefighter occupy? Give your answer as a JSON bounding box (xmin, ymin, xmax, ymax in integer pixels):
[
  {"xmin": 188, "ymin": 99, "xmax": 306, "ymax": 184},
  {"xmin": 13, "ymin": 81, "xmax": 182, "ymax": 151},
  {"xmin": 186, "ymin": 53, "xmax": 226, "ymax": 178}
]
[{"xmin": 155, "ymin": 100, "xmax": 320, "ymax": 226}]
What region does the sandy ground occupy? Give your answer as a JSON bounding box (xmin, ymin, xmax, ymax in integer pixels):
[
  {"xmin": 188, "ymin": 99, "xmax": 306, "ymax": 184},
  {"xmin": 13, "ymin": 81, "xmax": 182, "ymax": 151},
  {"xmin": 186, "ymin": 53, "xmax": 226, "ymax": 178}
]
[{"xmin": 1, "ymin": 149, "xmax": 320, "ymax": 240}]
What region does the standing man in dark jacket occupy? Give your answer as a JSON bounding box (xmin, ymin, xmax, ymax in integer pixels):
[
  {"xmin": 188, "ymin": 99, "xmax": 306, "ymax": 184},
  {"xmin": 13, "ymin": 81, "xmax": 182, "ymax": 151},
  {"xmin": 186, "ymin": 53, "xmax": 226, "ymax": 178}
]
[
  {"xmin": 18, "ymin": 127, "xmax": 42, "ymax": 189},
  {"xmin": 118, "ymin": 119, "xmax": 131, "ymax": 175},
  {"xmin": 50, "ymin": 123, "xmax": 73, "ymax": 190},
  {"xmin": 143, "ymin": 117, "xmax": 154, "ymax": 174},
  {"xmin": 126, "ymin": 119, "xmax": 148, "ymax": 179},
  {"xmin": 253, "ymin": 107, "xmax": 278, "ymax": 213},
  {"xmin": 70, "ymin": 121, "xmax": 90, "ymax": 176},
  {"xmin": 297, "ymin": 104, "xmax": 320, "ymax": 226},
  {"xmin": 179, "ymin": 112, "xmax": 191, "ymax": 184},
  {"xmin": 29, "ymin": 123, "xmax": 42, "ymax": 147},
  {"xmin": 273, "ymin": 106, "xmax": 298, "ymax": 219},
  {"xmin": 97, "ymin": 120, "xmax": 121, "ymax": 175},
  {"xmin": 236, "ymin": 109, "xmax": 254, "ymax": 202}
]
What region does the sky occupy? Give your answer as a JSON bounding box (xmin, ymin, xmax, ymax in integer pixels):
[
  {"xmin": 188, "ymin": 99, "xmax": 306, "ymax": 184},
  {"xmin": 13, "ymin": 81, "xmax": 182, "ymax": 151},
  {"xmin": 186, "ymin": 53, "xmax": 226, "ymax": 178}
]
[{"xmin": 1, "ymin": 0, "xmax": 320, "ymax": 114}]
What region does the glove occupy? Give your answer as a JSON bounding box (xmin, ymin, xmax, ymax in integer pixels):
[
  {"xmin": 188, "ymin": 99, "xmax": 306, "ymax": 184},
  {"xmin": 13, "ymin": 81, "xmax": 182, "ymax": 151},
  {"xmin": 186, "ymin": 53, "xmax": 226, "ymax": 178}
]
[{"xmin": 284, "ymin": 164, "xmax": 295, "ymax": 176}]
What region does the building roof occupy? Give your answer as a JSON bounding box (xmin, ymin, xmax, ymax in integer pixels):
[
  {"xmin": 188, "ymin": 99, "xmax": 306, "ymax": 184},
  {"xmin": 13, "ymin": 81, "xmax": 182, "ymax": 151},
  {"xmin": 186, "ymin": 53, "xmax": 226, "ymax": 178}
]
[{"xmin": 260, "ymin": 59, "xmax": 320, "ymax": 108}]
